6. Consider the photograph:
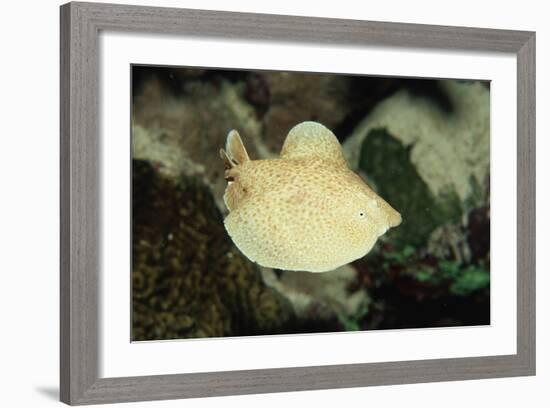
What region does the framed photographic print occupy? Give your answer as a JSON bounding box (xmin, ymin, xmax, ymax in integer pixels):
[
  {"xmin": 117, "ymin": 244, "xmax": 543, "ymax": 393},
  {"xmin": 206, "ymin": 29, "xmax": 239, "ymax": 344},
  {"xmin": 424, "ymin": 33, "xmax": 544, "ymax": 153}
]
[{"xmin": 60, "ymin": 1, "xmax": 536, "ymax": 405}]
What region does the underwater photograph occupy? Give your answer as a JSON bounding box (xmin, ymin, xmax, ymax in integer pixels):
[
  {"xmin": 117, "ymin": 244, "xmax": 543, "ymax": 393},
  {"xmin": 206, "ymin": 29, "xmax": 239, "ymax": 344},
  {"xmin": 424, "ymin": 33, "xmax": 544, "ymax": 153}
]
[{"xmin": 131, "ymin": 65, "xmax": 490, "ymax": 341}]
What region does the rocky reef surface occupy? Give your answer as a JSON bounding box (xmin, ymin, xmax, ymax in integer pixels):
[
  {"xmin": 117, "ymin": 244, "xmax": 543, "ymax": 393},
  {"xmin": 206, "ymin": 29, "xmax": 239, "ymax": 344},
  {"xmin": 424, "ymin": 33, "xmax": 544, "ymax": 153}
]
[
  {"xmin": 132, "ymin": 67, "xmax": 490, "ymax": 339},
  {"xmin": 132, "ymin": 159, "xmax": 295, "ymax": 340}
]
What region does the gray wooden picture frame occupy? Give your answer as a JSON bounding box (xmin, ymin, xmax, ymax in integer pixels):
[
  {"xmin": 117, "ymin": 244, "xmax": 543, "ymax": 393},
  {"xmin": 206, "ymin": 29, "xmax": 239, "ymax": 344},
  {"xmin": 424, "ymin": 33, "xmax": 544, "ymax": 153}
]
[{"xmin": 60, "ymin": 1, "xmax": 536, "ymax": 405}]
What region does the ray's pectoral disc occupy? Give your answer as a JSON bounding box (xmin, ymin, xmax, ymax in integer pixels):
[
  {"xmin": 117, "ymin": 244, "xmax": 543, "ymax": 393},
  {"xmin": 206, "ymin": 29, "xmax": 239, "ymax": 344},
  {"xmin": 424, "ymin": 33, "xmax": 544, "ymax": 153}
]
[{"xmin": 220, "ymin": 121, "xmax": 402, "ymax": 273}]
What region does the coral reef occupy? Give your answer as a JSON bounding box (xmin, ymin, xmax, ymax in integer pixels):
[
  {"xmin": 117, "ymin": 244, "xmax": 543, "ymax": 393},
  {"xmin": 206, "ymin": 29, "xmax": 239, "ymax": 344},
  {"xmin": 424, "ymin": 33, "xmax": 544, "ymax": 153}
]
[
  {"xmin": 341, "ymin": 81, "xmax": 491, "ymax": 329},
  {"xmin": 345, "ymin": 80, "xmax": 490, "ymax": 204},
  {"xmin": 132, "ymin": 75, "xmax": 263, "ymax": 212},
  {"xmin": 131, "ymin": 68, "xmax": 491, "ymax": 339},
  {"xmin": 132, "ymin": 159, "xmax": 294, "ymax": 340},
  {"xmin": 352, "ymin": 241, "xmax": 489, "ymax": 330},
  {"xmin": 357, "ymin": 128, "xmax": 462, "ymax": 249},
  {"xmin": 261, "ymin": 265, "xmax": 370, "ymax": 331}
]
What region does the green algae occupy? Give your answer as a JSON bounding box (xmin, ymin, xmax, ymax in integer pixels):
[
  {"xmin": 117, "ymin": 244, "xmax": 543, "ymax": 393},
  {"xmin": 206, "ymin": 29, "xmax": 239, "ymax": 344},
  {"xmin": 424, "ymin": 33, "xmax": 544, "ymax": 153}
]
[{"xmin": 359, "ymin": 128, "xmax": 462, "ymax": 249}]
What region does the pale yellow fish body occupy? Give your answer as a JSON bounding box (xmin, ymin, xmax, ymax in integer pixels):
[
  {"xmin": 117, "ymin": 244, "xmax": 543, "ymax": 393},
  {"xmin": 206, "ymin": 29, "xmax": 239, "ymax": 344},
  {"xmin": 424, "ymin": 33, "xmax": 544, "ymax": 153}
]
[{"xmin": 220, "ymin": 121, "xmax": 401, "ymax": 273}]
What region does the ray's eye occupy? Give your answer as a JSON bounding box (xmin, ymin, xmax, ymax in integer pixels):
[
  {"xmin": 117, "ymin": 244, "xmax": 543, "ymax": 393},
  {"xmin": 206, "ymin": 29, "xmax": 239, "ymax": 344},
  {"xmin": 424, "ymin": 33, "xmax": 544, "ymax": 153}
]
[{"xmin": 358, "ymin": 211, "xmax": 366, "ymax": 218}]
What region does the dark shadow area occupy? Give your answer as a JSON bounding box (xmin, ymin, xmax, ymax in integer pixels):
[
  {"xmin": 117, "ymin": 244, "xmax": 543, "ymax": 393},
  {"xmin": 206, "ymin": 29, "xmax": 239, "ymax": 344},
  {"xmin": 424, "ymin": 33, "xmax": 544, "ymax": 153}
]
[
  {"xmin": 405, "ymin": 79, "xmax": 454, "ymax": 113},
  {"xmin": 35, "ymin": 386, "xmax": 58, "ymax": 401}
]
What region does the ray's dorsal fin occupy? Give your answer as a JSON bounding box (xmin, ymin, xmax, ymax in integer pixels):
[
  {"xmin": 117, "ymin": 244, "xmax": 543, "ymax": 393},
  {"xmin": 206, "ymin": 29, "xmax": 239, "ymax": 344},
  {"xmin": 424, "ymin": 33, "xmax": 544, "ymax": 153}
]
[
  {"xmin": 225, "ymin": 129, "xmax": 250, "ymax": 166},
  {"xmin": 280, "ymin": 121, "xmax": 346, "ymax": 164}
]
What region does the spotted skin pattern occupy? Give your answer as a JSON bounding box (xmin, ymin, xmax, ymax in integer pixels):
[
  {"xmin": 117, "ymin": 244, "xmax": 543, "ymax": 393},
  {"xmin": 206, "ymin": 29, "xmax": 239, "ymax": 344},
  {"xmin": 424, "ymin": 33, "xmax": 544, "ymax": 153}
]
[{"xmin": 221, "ymin": 121, "xmax": 401, "ymax": 273}]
